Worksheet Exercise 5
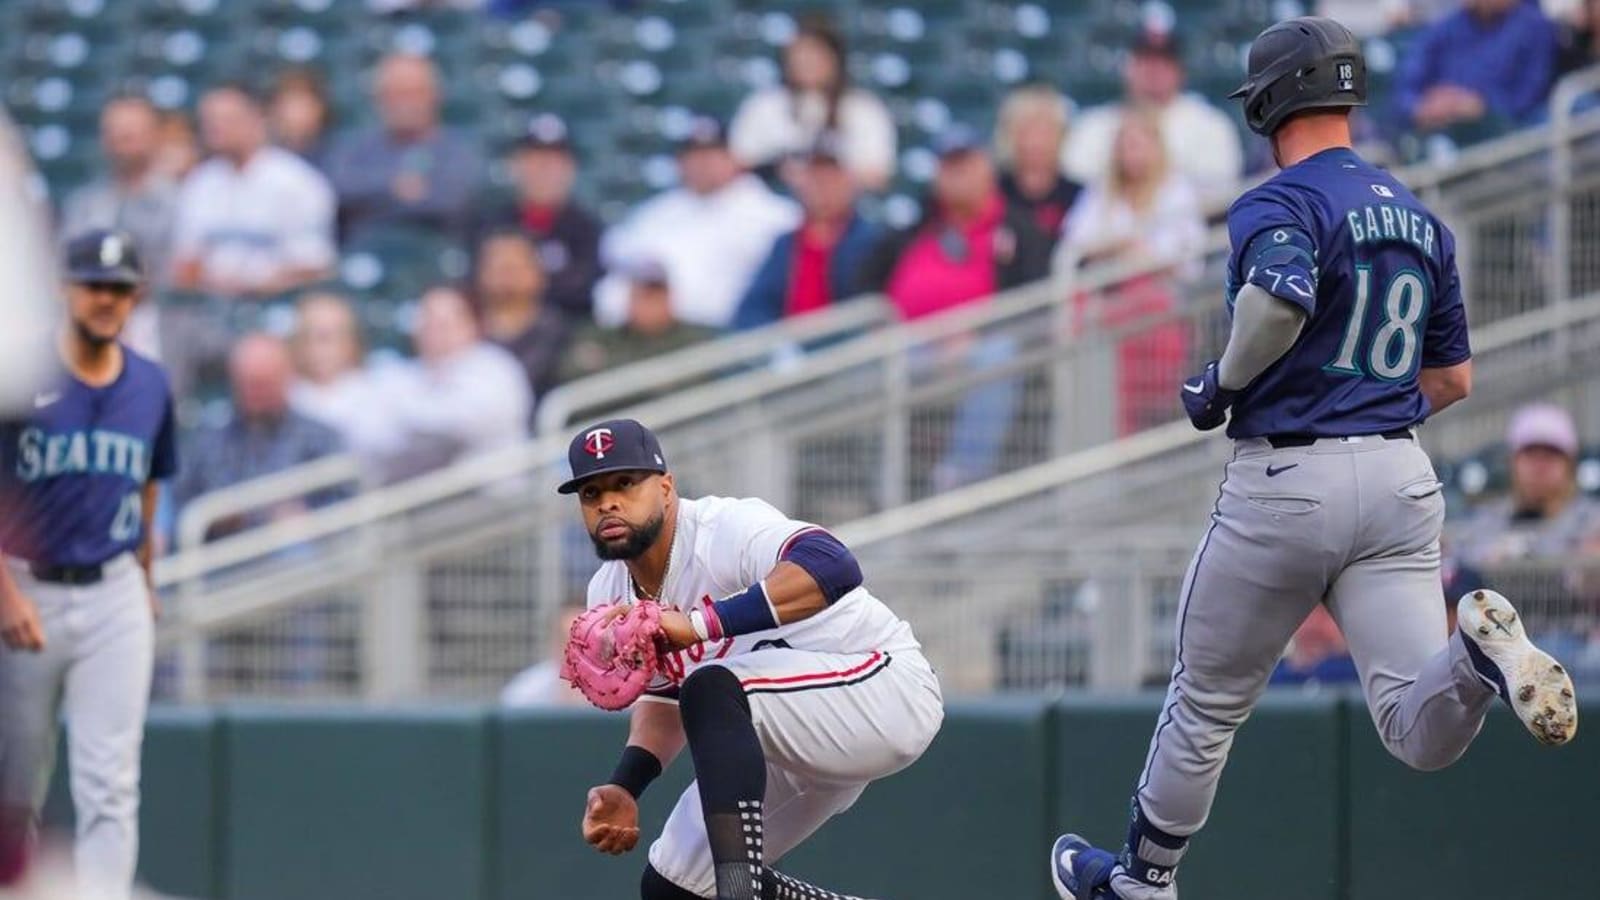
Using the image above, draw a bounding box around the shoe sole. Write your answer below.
[1050,834,1077,899]
[1458,590,1578,746]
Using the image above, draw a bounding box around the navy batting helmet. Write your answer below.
[1229,16,1366,137]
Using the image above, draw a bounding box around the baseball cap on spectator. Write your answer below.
[795,130,848,165]
[1130,29,1182,61]
[932,123,983,158]
[517,113,572,153]
[1508,403,1579,458]
[618,257,671,288]
[64,228,145,286]
[677,115,727,153]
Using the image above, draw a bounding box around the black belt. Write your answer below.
[1266,428,1414,449]
[28,561,105,585]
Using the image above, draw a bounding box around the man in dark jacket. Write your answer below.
[732,135,881,330]
[472,114,603,322]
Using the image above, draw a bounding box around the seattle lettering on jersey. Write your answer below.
[1346,202,1437,258]
[14,427,153,483]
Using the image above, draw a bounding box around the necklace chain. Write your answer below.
[631,534,675,602]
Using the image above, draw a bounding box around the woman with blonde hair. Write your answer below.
[1056,109,1206,435]
[995,83,1083,242]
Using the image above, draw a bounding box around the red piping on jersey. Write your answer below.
[739,651,885,688]
[777,526,828,560]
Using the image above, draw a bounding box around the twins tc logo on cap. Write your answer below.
[584,427,615,459]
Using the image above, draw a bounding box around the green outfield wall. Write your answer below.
[40,694,1596,899]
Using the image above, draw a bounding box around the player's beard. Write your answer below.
[71,316,117,349]
[590,510,666,561]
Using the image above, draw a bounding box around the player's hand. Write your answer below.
[582,784,641,855]
[1180,361,1236,432]
[0,591,46,652]
[656,609,699,651]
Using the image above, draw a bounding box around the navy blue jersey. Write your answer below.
[1223,147,1471,438]
[0,346,177,566]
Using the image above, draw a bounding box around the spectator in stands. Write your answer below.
[268,68,333,167]
[1062,30,1242,208]
[729,16,895,190]
[1269,606,1359,687]
[1442,550,1491,633]
[474,229,570,407]
[994,84,1083,246]
[288,292,401,465]
[1057,109,1205,435]
[1452,403,1600,566]
[500,602,587,707]
[732,134,881,330]
[174,333,345,540]
[861,127,1051,489]
[595,116,798,330]
[376,285,531,480]
[1397,0,1558,136]
[323,53,482,240]
[1558,0,1600,77]
[561,260,715,386]
[153,108,200,182]
[171,84,336,297]
[61,95,177,361]
[471,114,602,322]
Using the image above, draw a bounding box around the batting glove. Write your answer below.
[1180,361,1237,432]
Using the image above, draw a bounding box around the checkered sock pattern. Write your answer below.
[764,868,871,900]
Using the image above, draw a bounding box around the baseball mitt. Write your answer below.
[561,600,664,710]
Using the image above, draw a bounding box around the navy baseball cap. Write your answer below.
[64,228,144,286]
[932,123,984,158]
[558,418,670,494]
[517,112,572,153]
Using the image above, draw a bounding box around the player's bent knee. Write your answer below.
[678,665,749,720]
[1386,739,1467,773]
[641,862,708,900]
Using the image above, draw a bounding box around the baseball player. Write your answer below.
[1050,18,1578,900]
[564,419,944,900]
[0,229,177,898]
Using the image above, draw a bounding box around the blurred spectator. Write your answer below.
[995,84,1083,246]
[62,95,179,292]
[1057,110,1205,435]
[153,109,200,182]
[1062,31,1243,208]
[1318,0,1460,36]
[268,68,333,167]
[171,84,336,296]
[376,285,531,480]
[562,260,715,385]
[323,53,483,240]
[729,17,895,190]
[1269,606,1359,687]
[1451,403,1600,566]
[174,333,345,540]
[595,117,799,329]
[60,95,177,361]
[1442,551,1491,633]
[1397,0,1558,136]
[471,114,602,321]
[733,135,881,330]
[288,292,401,463]
[474,229,571,405]
[861,128,1051,489]
[1558,0,1600,75]
[500,602,587,707]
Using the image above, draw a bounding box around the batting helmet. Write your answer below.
[1229,16,1366,137]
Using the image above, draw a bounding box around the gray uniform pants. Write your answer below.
[1135,435,1495,860]
[0,553,152,900]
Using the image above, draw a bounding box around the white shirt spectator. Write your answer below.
[1054,174,1206,282]
[729,87,897,186]
[290,372,404,464]
[171,146,335,291]
[1062,95,1243,208]
[376,343,531,471]
[594,175,799,329]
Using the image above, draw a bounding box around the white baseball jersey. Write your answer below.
[585,495,921,702]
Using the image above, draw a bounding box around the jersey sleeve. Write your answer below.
[702,498,820,594]
[1227,188,1320,315]
[1422,226,1471,368]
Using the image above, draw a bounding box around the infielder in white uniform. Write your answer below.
[0,229,176,898]
[567,419,944,900]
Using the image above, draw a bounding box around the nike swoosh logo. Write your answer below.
[33,392,59,409]
[1266,464,1299,477]
[1182,382,1205,395]
[1059,848,1078,873]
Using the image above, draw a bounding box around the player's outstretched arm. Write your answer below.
[1419,360,1472,415]
[583,699,685,855]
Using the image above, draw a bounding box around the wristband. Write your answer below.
[709,581,780,638]
[608,745,663,800]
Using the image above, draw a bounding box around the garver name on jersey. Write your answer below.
[14,427,155,483]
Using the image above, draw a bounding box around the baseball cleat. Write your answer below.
[1051,833,1121,900]
[1457,590,1578,746]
